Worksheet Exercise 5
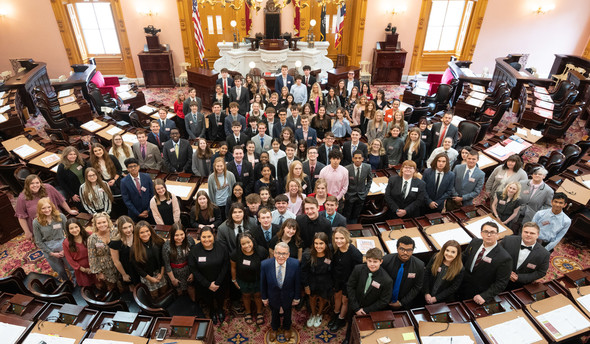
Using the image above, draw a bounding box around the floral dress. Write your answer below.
[88,229,120,284]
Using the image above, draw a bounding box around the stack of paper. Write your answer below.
[41,154,61,165]
[386,237,429,254]
[57,89,73,98]
[118,91,133,100]
[470,84,485,92]
[533,86,548,94]
[13,144,37,158]
[530,129,542,136]
[116,84,130,92]
[533,107,553,119]
[516,127,528,136]
[106,127,123,136]
[469,91,488,100]
[504,140,528,154]
[536,304,590,340]
[136,105,157,114]
[121,133,138,145]
[460,67,476,77]
[81,120,103,132]
[369,181,387,194]
[534,92,553,102]
[535,99,554,110]
[166,184,194,198]
[0,322,27,344]
[421,335,473,344]
[430,227,472,246]
[487,144,510,158]
[484,317,541,344]
[463,216,506,238]
[477,153,495,168]
[355,238,376,254]
[465,97,484,108]
[0,105,11,113]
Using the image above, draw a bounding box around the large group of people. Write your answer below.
[16,66,573,343]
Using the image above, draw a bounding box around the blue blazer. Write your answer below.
[423,168,456,212]
[120,173,154,219]
[158,118,176,142]
[260,257,301,309]
[452,164,485,206]
[275,75,294,93]
[295,127,317,147]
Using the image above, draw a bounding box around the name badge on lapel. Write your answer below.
[542,221,550,226]
[141,187,147,192]
[165,128,170,131]
[499,200,506,205]
[148,154,153,158]
[169,148,175,152]
[371,281,381,289]
[411,187,418,192]
[523,190,530,194]
[482,257,492,263]
[407,273,416,278]
[324,258,331,264]
[437,267,442,273]
[53,224,62,229]
[243,172,249,177]
[526,263,537,269]
[198,256,206,262]
[469,178,475,183]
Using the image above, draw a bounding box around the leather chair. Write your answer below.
[133,283,176,317]
[88,83,117,115]
[422,84,452,113]
[575,140,590,159]
[457,120,481,148]
[480,87,510,114]
[129,111,150,129]
[481,97,511,130]
[543,108,581,142]
[426,73,443,95]
[561,144,582,172]
[538,151,565,178]
[407,106,431,125]
[553,89,579,114]
[549,80,575,102]
[0,268,32,295]
[474,120,492,143]
[403,107,414,124]
[81,286,129,312]
[28,278,75,304]
[569,211,590,240]
[90,70,120,98]
[550,105,583,126]
[523,162,543,177]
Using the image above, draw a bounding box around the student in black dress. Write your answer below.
[188,226,229,325]
[401,127,426,171]
[131,221,167,298]
[268,218,303,261]
[329,227,363,332]
[57,146,87,211]
[302,232,334,328]
[374,89,389,111]
[109,216,139,290]
[90,143,123,195]
[225,183,245,217]
[210,142,233,167]
[417,117,432,154]
[492,182,522,227]
[190,191,223,229]
[424,240,464,304]
[230,232,268,325]
[254,164,280,197]
[150,179,180,226]
[163,223,196,300]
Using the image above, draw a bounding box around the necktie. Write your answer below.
[401,181,408,198]
[216,115,220,124]
[391,263,405,302]
[238,225,243,234]
[162,119,166,127]
[265,230,271,242]
[156,134,160,146]
[352,145,357,156]
[438,125,448,147]
[237,88,241,99]
[141,145,146,159]
[306,76,309,86]
[237,164,242,175]
[327,214,334,224]
[435,172,441,193]
[521,245,533,251]
[310,165,315,177]
[134,177,142,194]
[175,143,179,158]
[260,136,264,147]
[463,170,471,188]
[364,272,373,294]
[224,79,227,94]
[279,215,284,226]
[277,265,283,288]
[473,247,486,270]
[356,166,360,184]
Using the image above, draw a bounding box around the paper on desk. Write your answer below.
[58,89,73,98]
[536,304,590,340]
[117,84,130,92]
[530,129,542,136]
[399,102,411,112]
[533,107,553,119]
[535,99,554,110]
[460,67,476,77]
[504,140,527,154]
[0,321,27,344]
[136,105,157,114]
[0,114,7,123]
[577,293,590,314]
[488,145,510,158]
[355,238,376,254]
[116,121,130,127]
[484,316,542,344]
[61,95,76,104]
[469,91,488,100]
[0,105,11,113]
[421,335,473,344]
[41,154,61,165]
[470,85,485,92]
[477,154,495,168]
[412,87,428,96]
[516,127,527,136]
[430,227,472,246]
[81,120,103,132]
[464,216,506,238]
[106,126,123,136]
[118,91,133,100]
[465,97,484,108]
[369,181,387,194]
[122,133,138,144]
[13,144,37,158]
[451,116,466,127]
[22,333,76,344]
[83,339,134,344]
[534,92,553,103]
[0,91,5,98]
[534,86,548,94]
[166,184,193,198]
[386,237,429,254]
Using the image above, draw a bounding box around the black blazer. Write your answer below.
[303,74,316,94]
[366,154,389,170]
[401,140,426,170]
[276,156,300,186]
[272,121,295,139]
[302,161,325,191]
[381,254,424,309]
[211,93,230,111]
[319,211,347,228]
[207,113,227,142]
[215,77,234,93]
[147,132,163,150]
[423,168,456,213]
[384,176,426,218]
[429,122,459,153]
[162,139,193,173]
[460,239,512,301]
[227,160,254,195]
[499,235,550,288]
[226,133,249,153]
[317,144,341,166]
[342,141,368,166]
[56,162,87,200]
[251,224,280,251]
[347,265,393,314]
[228,86,250,115]
[423,256,464,303]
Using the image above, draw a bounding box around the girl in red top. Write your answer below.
[174,90,186,119]
[306,178,333,212]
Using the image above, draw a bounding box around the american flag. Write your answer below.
[334,4,346,48]
[192,0,205,64]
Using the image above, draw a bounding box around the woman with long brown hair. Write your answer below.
[109,216,139,290]
[89,143,123,195]
[401,127,426,170]
[56,146,86,207]
[424,240,464,304]
[268,218,303,261]
[79,167,114,214]
[131,221,167,297]
[190,190,223,229]
[302,232,333,328]
[150,179,180,226]
[163,223,196,299]
[63,218,95,287]
[192,137,213,177]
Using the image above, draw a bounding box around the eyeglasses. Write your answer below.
[398,247,414,253]
[275,252,289,256]
[481,230,498,236]
[127,164,139,169]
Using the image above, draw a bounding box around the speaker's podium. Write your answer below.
[351,310,416,344]
[259,39,288,51]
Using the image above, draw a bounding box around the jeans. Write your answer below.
[44,252,74,282]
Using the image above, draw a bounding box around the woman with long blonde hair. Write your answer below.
[401,127,426,170]
[308,82,324,113]
[285,160,310,195]
[424,240,464,304]
[88,212,119,290]
[284,180,305,215]
[207,157,236,218]
[492,182,522,226]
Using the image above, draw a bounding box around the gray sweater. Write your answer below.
[33,213,67,255]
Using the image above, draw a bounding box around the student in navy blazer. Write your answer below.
[294,116,317,147]
[261,242,301,339]
[423,153,456,213]
[120,158,154,223]
[274,66,294,94]
[156,108,176,142]
[451,149,485,207]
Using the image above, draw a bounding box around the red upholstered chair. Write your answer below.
[90,70,120,97]
[441,68,454,85]
[426,73,443,95]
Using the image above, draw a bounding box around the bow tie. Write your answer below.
[520,245,533,251]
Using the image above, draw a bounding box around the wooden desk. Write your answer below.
[96,125,125,141]
[525,293,590,342]
[413,213,456,230]
[373,219,418,235]
[2,135,45,160]
[38,303,98,331]
[80,119,109,133]
[449,205,491,223]
[418,321,483,344]
[90,311,154,338]
[352,236,383,256]
[165,180,198,201]
[149,317,214,344]
[510,281,564,308]
[380,227,434,261]
[155,224,173,239]
[187,68,219,111]
[29,320,88,343]
[475,309,547,344]
[401,89,422,107]
[0,293,47,321]
[0,313,34,344]
[411,302,472,324]
[89,328,149,344]
[556,178,590,207]
[372,44,407,85]
[461,214,513,240]
[327,66,360,88]
[422,222,473,250]
[28,152,61,170]
[462,292,520,319]
[351,311,414,344]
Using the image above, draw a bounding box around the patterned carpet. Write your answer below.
[1,85,589,343]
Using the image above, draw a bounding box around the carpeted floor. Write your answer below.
[1,85,588,343]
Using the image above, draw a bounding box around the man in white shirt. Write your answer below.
[271,194,296,226]
[274,65,294,93]
[346,70,360,96]
[426,137,459,167]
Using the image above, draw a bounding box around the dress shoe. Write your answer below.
[269,329,277,342]
[328,313,339,328]
[283,329,292,341]
[217,310,225,323]
[211,312,218,325]
[329,318,345,332]
[341,339,349,344]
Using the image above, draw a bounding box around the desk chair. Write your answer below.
[81,286,129,312]
[178,62,191,87]
[561,144,582,172]
[538,151,565,178]
[0,268,32,295]
[457,120,481,148]
[28,278,76,304]
[133,283,176,317]
[549,80,575,102]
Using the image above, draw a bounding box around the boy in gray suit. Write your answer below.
[452,148,485,206]
[185,101,206,139]
[343,150,373,223]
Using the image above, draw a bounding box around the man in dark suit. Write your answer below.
[460,222,512,304]
[147,121,163,150]
[384,160,426,218]
[226,121,248,153]
[227,146,254,194]
[272,108,295,139]
[229,76,250,115]
[452,148,485,206]
[294,115,317,147]
[156,107,176,142]
[303,146,325,191]
[345,70,360,96]
[343,150,373,224]
[381,236,425,310]
[251,208,280,251]
[207,102,227,142]
[286,106,302,131]
[423,153,456,213]
[183,88,202,117]
[274,65,294,94]
[132,130,162,170]
[342,129,368,166]
[162,129,193,173]
[277,143,300,187]
[224,102,248,136]
[215,68,234,96]
[297,197,332,249]
[320,196,347,227]
[429,112,459,154]
[261,242,301,342]
[499,222,550,290]
[121,158,154,222]
[318,132,341,166]
[302,65,316,95]
[184,102,206,140]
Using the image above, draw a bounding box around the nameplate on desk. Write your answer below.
[8,294,34,315]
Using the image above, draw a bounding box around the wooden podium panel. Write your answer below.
[38,303,98,331]
[30,320,88,343]
[475,309,547,344]
[91,311,154,338]
[510,281,564,308]
[0,293,47,321]
[462,292,521,319]
[410,302,471,324]
[150,317,214,344]
[187,68,219,111]
[351,311,414,344]
[327,66,360,88]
